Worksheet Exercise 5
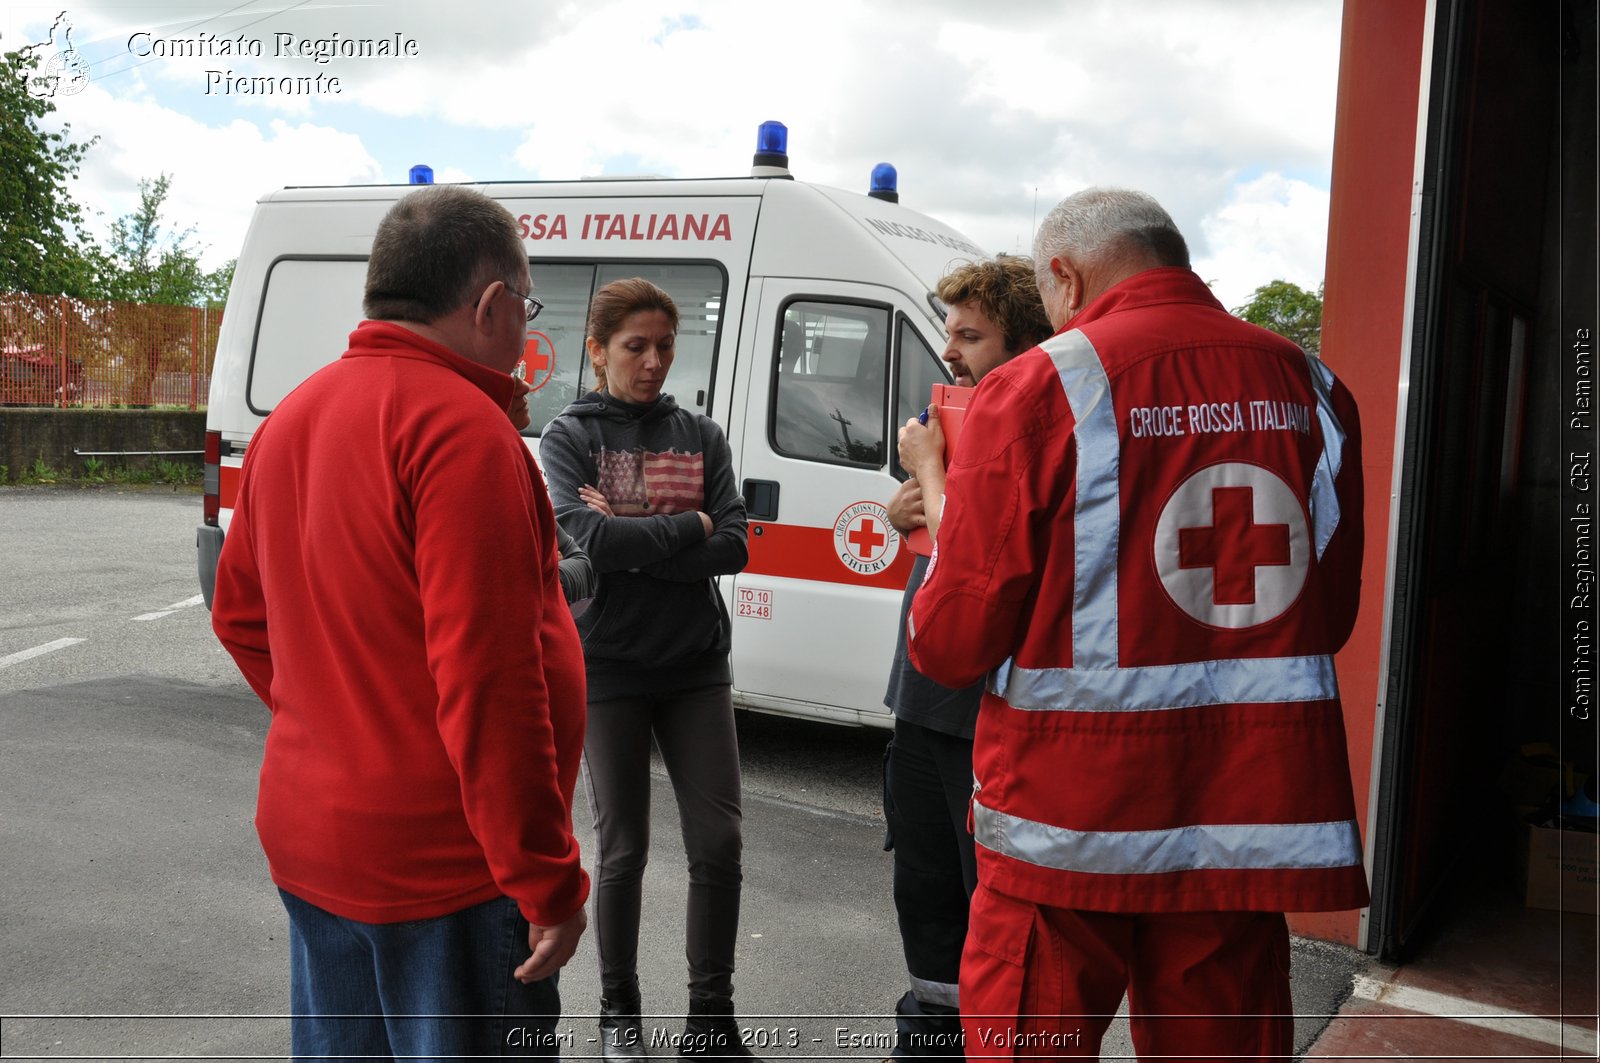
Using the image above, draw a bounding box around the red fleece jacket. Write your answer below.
[212,320,589,927]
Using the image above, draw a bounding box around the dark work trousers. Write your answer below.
[884,716,978,1058]
[581,683,744,1008]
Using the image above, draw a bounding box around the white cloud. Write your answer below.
[52,81,382,268]
[1193,172,1331,312]
[16,0,1344,299]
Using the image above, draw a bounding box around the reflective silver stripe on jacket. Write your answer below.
[990,653,1339,712]
[974,800,1364,873]
[1305,352,1346,560]
[1047,330,1121,669]
[908,975,959,1009]
[993,331,1341,713]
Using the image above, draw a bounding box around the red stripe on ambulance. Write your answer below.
[744,521,914,590]
[220,463,241,511]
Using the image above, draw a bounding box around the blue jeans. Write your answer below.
[279,889,564,1061]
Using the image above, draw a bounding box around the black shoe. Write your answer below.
[678,999,763,1061]
[600,996,648,1063]
[891,990,965,1057]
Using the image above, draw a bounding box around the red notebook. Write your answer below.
[906,383,973,557]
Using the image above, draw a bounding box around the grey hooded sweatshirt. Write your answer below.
[539,390,748,702]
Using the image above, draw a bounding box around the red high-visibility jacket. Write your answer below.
[909,268,1368,913]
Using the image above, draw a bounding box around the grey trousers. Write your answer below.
[581,683,744,1006]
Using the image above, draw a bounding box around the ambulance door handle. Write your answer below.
[743,479,780,522]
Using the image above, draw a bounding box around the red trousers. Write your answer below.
[959,884,1294,1061]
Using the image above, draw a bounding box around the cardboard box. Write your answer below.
[1520,819,1600,915]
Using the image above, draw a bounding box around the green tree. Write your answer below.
[1233,279,1324,354]
[206,258,235,308]
[102,174,225,306]
[0,38,100,295]
[100,175,235,403]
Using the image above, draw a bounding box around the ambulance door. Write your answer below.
[730,282,946,723]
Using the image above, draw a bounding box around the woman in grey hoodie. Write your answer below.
[539,278,755,1061]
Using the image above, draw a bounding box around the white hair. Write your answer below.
[1032,187,1190,295]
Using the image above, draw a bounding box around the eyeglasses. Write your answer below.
[505,285,544,323]
[482,282,543,322]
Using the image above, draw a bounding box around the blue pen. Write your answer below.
[918,405,930,425]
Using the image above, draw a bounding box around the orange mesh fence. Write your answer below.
[0,292,220,409]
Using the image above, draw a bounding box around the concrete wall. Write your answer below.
[0,409,205,481]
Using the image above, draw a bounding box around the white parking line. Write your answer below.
[1350,974,1599,1053]
[0,638,87,669]
[132,594,206,622]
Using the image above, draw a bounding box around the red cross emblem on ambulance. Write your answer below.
[1152,463,1310,629]
[833,500,900,576]
[518,330,556,391]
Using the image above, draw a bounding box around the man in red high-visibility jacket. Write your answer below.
[907,187,1366,1061]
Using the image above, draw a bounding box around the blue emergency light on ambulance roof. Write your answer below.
[868,162,899,203]
[409,164,434,185]
[750,120,792,178]
[757,121,787,155]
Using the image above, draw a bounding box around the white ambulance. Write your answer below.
[197,122,984,728]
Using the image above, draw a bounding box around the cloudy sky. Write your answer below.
[9,0,1343,311]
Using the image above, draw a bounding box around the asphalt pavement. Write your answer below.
[0,486,1365,1060]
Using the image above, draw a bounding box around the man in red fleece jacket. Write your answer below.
[212,185,589,1060]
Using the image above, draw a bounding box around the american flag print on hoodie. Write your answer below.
[594,447,705,516]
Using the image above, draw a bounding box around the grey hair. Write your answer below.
[1032,187,1190,294]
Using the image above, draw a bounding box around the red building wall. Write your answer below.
[1290,0,1429,947]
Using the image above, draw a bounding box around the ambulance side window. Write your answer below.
[893,320,951,479]
[249,257,369,414]
[524,264,598,435]
[596,263,723,420]
[772,301,890,468]
[525,262,726,435]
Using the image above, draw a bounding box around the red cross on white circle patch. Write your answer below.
[1153,463,1310,629]
[833,500,900,576]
